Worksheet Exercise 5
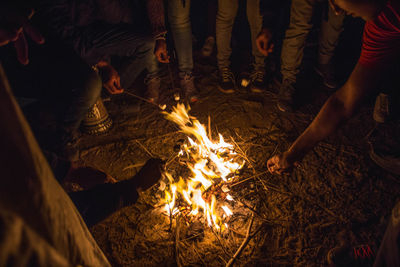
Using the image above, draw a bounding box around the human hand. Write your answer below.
[267,151,299,174]
[133,158,165,191]
[329,0,344,16]
[256,28,274,57]
[97,61,124,94]
[0,7,45,65]
[65,165,117,190]
[154,39,169,63]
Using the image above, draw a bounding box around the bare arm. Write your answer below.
[268,62,383,173]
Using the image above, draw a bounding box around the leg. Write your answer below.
[201,0,217,57]
[168,0,193,74]
[1,40,102,139]
[62,67,102,133]
[373,201,400,267]
[216,0,239,70]
[246,0,265,71]
[78,22,157,89]
[168,0,199,103]
[318,4,345,65]
[280,0,316,83]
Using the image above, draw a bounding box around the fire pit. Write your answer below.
[159,104,245,231]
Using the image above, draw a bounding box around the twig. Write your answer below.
[230,170,270,187]
[256,176,269,194]
[193,246,207,266]
[226,214,263,267]
[208,115,212,140]
[230,137,256,174]
[210,226,231,257]
[168,202,173,233]
[135,140,155,158]
[166,154,179,167]
[175,217,182,267]
[122,162,145,172]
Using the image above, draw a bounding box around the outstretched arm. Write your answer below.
[268,62,383,174]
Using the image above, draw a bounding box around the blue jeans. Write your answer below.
[216,0,264,71]
[280,0,345,82]
[168,0,194,74]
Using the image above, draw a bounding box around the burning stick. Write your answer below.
[208,115,211,140]
[225,214,263,267]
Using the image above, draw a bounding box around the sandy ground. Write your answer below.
[71,51,400,266]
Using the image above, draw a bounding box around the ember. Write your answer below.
[160,104,245,230]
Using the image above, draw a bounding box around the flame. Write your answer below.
[161,104,245,229]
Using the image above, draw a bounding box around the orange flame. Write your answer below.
[162,104,244,229]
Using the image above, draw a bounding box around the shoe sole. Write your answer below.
[218,85,235,94]
[369,149,400,175]
[250,87,264,94]
[314,67,337,89]
[277,102,292,113]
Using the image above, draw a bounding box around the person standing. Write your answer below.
[277,0,345,112]
[168,0,199,103]
[216,0,267,94]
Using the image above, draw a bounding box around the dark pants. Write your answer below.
[39,0,159,89]
[76,22,159,89]
[0,39,102,137]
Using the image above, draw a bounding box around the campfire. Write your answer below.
[160,104,245,230]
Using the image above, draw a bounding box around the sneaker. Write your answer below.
[369,144,400,175]
[180,72,199,103]
[315,63,338,89]
[373,93,390,123]
[201,36,215,57]
[327,244,375,267]
[277,79,295,112]
[249,69,266,93]
[218,68,236,94]
[145,76,161,104]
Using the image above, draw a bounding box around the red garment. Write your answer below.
[359,0,400,67]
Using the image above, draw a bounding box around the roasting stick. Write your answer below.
[123,90,167,110]
[226,214,263,267]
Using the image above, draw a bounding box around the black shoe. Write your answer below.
[277,79,295,112]
[218,68,236,94]
[327,244,375,267]
[249,69,266,93]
